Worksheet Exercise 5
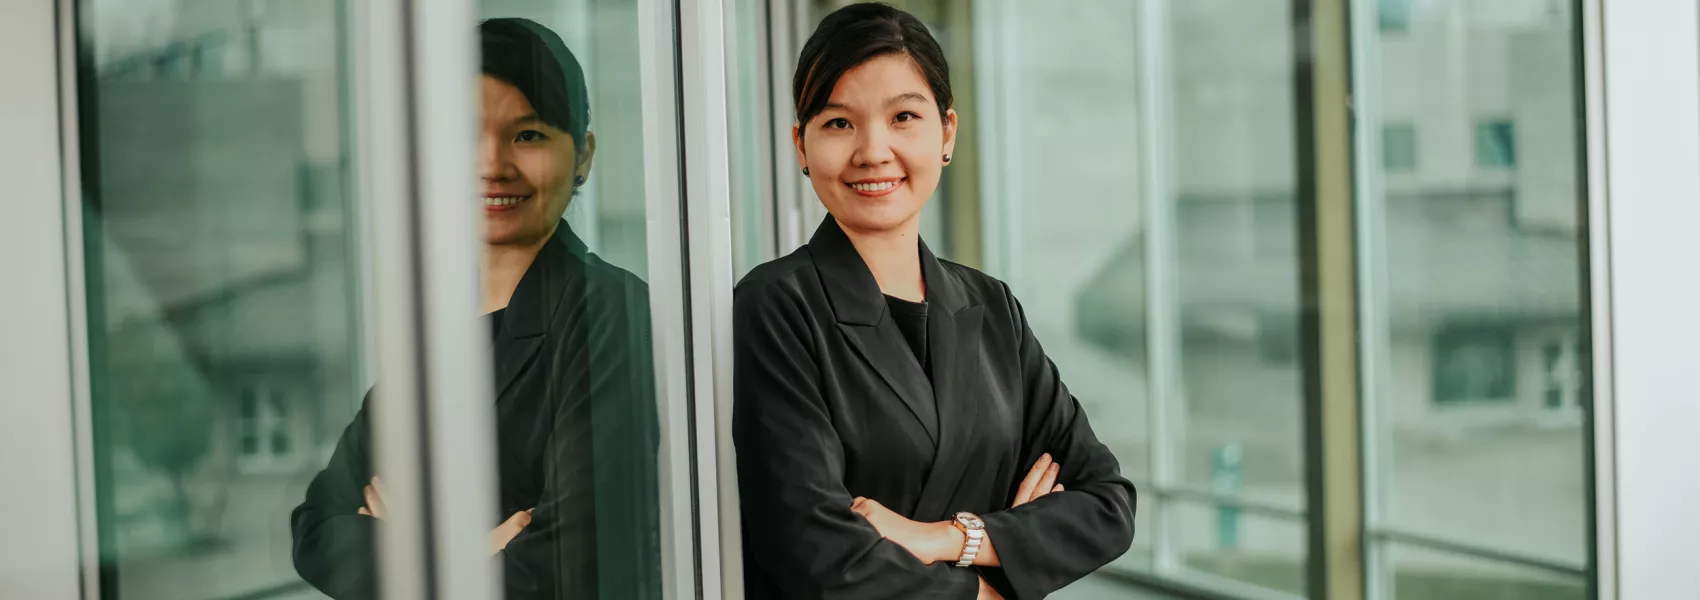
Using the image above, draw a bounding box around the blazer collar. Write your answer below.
[497,220,590,339]
[491,220,589,399]
[805,215,969,323]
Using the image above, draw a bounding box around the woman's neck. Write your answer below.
[838,216,925,302]
[481,235,550,314]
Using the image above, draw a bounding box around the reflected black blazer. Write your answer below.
[290,224,661,600]
[734,217,1137,600]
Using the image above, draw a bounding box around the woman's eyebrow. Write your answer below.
[819,92,928,113]
[510,113,545,127]
[886,92,929,106]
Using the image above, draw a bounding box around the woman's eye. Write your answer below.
[515,130,549,143]
[895,111,920,123]
[824,118,851,130]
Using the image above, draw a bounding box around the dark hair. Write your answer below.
[793,3,952,136]
[479,18,590,151]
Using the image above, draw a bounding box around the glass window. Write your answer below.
[727,0,776,279]
[1380,0,1413,33]
[1430,325,1518,405]
[883,0,1308,594]
[72,0,687,598]
[1358,0,1590,597]
[76,1,367,598]
[1476,119,1518,168]
[1384,122,1418,172]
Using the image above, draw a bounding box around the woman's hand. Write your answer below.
[977,576,1007,600]
[358,476,390,519]
[1011,453,1064,507]
[356,476,534,556]
[851,454,1066,568]
[488,509,533,555]
[851,497,962,565]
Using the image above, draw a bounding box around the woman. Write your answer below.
[733,4,1136,599]
[291,18,660,600]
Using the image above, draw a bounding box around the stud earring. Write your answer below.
[573,175,586,187]
[802,167,810,176]
[943,154,952,164]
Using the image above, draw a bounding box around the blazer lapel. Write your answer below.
[807,217,940,446]
[838,323,939,446]
[491,223,586,401]
[913,241,984,521]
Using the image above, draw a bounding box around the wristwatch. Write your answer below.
[951,512,985,567]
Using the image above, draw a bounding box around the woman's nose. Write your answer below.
[853,125,896,166]
[479,135,516,181]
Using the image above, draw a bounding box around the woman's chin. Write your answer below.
[484,223,544,247]
[831,203,923,234]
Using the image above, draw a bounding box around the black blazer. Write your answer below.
[290,224,662,600]
[733,217,1137,600]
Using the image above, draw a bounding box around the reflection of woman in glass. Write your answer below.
[291,18,659,600]
[733,4,1135,599]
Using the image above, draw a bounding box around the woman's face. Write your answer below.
[479,75,595,247]
[794,53,956,236]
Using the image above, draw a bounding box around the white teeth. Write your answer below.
[484,196,526,206]
[850,181,898,192]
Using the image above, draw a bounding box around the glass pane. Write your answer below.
[465,1,673,596]
[1162,0,1306,516]
[77,1,363,598]
[914,0,1307,593]
[1172,501,1307,597]
[1388,543,1586,600]
[1359,0,1591,584]
[728,0,773,279]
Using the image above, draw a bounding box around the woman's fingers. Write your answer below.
[489,510,534,555]
[363,482,389,520]
[1053,484,1064,493]
[1031,462,1059,501]
[358,506,371,516]
[1011,453,1054,507]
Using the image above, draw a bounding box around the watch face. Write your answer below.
[955,512,984,529]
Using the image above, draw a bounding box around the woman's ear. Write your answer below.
[942,108,958,160]
[575,131,597,180]
[792,122,807,172]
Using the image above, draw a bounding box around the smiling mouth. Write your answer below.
[846,178,904,196]
[485,195,529,207]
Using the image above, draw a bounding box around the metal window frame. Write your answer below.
[630,0,709,596]
[357,0,504,596]
[677,0,740,596]
[0,2,84,599]
[1291,1,1366,599]
[1595,0,1700,597]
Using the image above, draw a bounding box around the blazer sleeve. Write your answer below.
[978,285,1137,599]
[733,282,980,600]
[290,394,378,600]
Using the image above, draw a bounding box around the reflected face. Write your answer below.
[479,75,595,247]
[794,54,956,236]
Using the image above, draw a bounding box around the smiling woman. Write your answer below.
[733,3,1137,600]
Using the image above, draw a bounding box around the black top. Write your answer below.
[489,307,508,340]
[291,223,662,600]
[732,216,1137,600]
[884,294,930,373]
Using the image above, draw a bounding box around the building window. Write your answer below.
[1382,122,1418,172]
[1431,325,1517,405]
[1537,335,1585,425]
[1380,0,1413,32]
[237,384,292,469]
[1476,119,1517,168]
